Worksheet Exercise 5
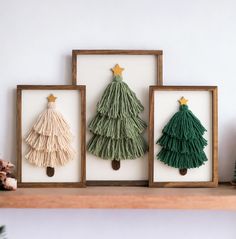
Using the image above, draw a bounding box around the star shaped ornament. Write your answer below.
[178,97,188,105]
[47,94,57,102]
[111,64,124,76]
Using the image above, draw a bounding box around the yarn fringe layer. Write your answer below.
[157,149,207,169]
[25,148,75,167]
[97,76,144,118]
[88,113,147,139]
[87,134,148,160]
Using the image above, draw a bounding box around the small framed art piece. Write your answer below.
[149,86,218,187]
[72,50,163,186]
[17,85,86,187]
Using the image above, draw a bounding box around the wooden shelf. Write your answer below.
[0,184,235,209]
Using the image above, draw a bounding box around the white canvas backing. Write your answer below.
[153,90,213,182]
[77,55,157,180]
[21,90,81,183]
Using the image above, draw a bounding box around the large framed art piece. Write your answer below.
[72,50,163,186]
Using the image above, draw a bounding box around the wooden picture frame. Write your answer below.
[72,50,163,85]
[72,50,163,186]
[17,85,86,188]
[149,86,218,188]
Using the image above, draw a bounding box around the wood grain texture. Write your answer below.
[0,184,235,209]
[16,88,22,183]
[80,86,86,186]
[212,87,218,186]
[16,85,86,188]
[149,86,218,188]
[72,52,77,85]
[72,49,163,55]
[157,54,163,85]
[86,180,148,187]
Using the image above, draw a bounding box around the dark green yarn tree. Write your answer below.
[87,64,148,170]
[156,97,208,175]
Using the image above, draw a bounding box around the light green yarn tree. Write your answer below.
[156,97,208,175]
[87,64,148,170]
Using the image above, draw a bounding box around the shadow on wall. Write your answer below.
[219,120,236,181]
[62,54,72,85]
[2,87,17,166]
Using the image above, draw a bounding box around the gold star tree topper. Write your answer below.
[111,64,124,76]
[47,94,57,102]
[178,97,188,105]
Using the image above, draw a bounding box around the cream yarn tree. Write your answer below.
[25,94,75,177]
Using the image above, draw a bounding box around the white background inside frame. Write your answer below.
[153,90,213,182]
[77,55,157,181]
[21,90,81,183]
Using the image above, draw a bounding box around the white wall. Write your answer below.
[1,209,236,239]
[0,0,236,238]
